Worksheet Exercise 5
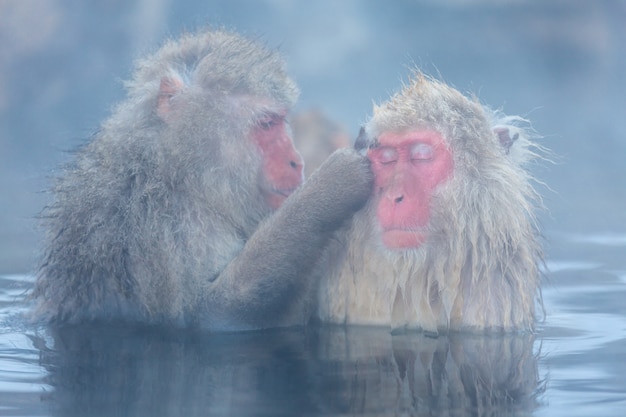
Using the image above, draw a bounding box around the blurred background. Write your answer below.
[1,0,625,274]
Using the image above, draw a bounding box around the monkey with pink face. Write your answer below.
[317,73,544,334]
[32,28,542,334]
[31,30,372,330]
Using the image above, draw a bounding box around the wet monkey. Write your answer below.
[32,30,372,330]
[317,73,544,334]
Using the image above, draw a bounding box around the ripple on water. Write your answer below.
[538,242,626,417]
[2,239,626,417]
[0,275,51,416]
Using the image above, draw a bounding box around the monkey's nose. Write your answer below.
[290,158,304,174]
[394,195,404,204]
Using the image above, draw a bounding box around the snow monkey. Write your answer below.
[317,73,544,334]
[31,30,372,330]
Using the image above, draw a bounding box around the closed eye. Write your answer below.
[410,143,434,161]
[374,147,398,165]
[257,114,283,130]
[259,119,276,130]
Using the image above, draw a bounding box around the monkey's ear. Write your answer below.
[157,75,185,122]
[494,127,519,155]
[354,127,368,152]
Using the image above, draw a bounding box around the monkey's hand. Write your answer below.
[293,148,373,231]
[208,148,371,329]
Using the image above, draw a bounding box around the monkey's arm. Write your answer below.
[204,148,372,330]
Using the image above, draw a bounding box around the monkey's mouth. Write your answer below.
[262,187,298,209]
[270,187,297,197]
[381,228,427,249]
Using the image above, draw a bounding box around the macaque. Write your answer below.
[31,30,372,330]
[291,109,351,177]
[317,73,543,334]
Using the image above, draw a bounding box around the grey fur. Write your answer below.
[31,30,372,330]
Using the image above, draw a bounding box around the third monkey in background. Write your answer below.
[317,73,545,334]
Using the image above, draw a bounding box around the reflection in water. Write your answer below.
[312,327,541,416]
[35,324,542,416]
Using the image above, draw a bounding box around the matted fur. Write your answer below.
[317,74,544,333]
[31,30,299,325]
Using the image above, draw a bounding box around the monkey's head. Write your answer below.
[121,30,304,210]
[359,73,536,252]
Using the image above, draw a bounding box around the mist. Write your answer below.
[1,0,625,273]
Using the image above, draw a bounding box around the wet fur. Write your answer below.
[317,74,544,334]
[31,30,372,329]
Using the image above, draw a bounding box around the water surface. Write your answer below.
[1,232,625,416]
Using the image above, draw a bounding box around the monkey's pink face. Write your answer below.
[252,113,304,209]
[368,130,453,249]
